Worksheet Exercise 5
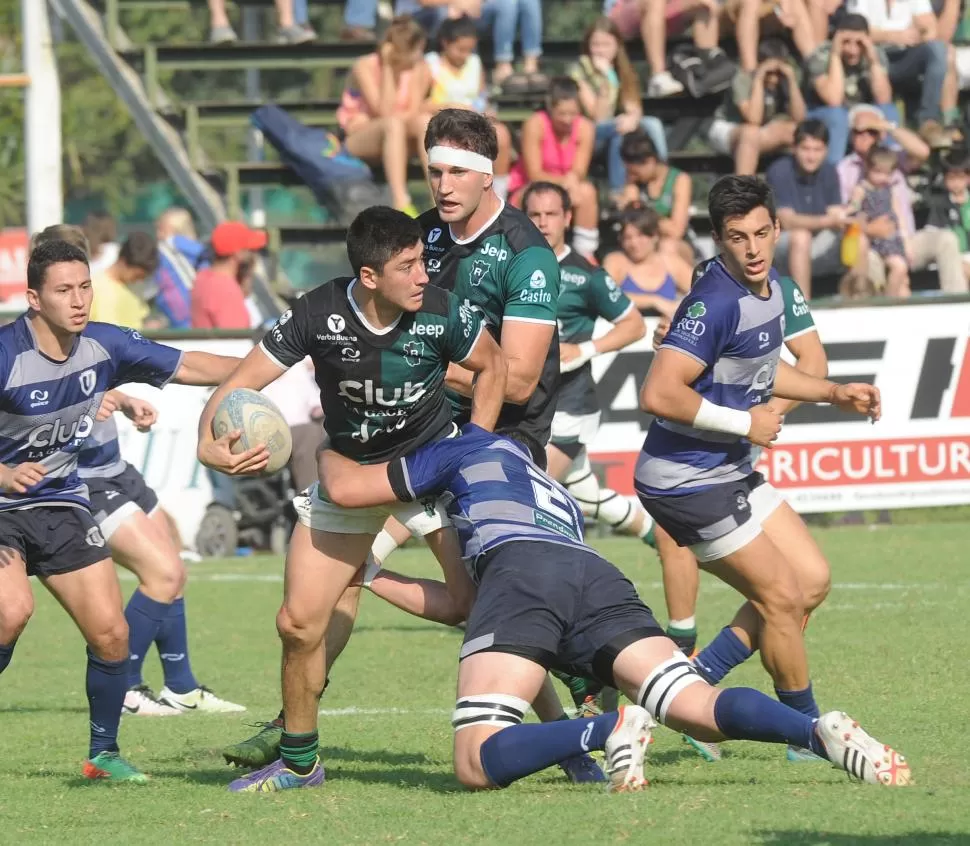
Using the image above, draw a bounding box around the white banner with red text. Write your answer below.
[588,302,970,513]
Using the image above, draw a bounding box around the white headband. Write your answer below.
[428,145,493,175]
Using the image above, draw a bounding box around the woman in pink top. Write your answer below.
[509,77,599,256]
[337,16,432,216]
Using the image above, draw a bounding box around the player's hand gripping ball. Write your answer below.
[212,388,293,475]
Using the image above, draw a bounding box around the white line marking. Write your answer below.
[319,707,451,717]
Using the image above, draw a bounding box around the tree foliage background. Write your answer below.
[0,0,597,228]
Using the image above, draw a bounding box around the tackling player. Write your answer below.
[317,424,911,791]
[636,176,878,750]
[0,240,244,782]
[197,207,507,792]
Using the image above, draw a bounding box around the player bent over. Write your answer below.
[319,425,911,790]
[198,207,507,792]
[0,240,244,782]
[637,176,876,759]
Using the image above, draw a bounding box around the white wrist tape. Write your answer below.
[692,398,752,437]
[360,553,383,589]
[560,341,597,374]
[428,145,494,174]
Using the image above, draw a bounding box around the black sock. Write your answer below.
[280,730,319,775]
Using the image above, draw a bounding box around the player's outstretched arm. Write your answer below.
[773,360,881,421]
[172,352,241,386]
[97,389,158,432]
[317,446,397,509]
[460,329,507,431]
[196,346,285,475]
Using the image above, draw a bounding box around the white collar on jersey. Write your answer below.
[449,198,505,246]
[346,278,402,336]
[555,245,571,263]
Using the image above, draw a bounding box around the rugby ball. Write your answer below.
[212,388,293,475]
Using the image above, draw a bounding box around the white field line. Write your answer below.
[318,707,451,716]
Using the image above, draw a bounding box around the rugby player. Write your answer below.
[317,424,912,791]
[0,239,245,782]
[636,175,877,752]
[32,224,244,716]
[197,207,507,792]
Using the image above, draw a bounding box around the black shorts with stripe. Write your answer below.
[0,505,108,578]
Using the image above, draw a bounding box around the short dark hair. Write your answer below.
[619,129,659,165]
[522,181,571,214]
[30,224,90,255]
[27,240,89,290]
[708,175,777,237]
[758,38,791,63]
[346,206,424,276]
[119,231,159,273]
[941,147,970,173]
[835,13,870,34]
[795,118,830,146]
[425,109,498,161]
[438,14,478,44]
[546,76,580,110]
[619,206,660,238]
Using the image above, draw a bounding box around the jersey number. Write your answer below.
[526,465,575,527]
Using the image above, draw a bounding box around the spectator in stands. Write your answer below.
[845,0,956,147]
[207,0,314,44]
[191,221,266,329]
[90,232,158,330]
[803,14,895,162]
[839,108,967,294]
[606,0,725,97]
[707,39,805,176]
[602,207,690,318]
[568,17,669,203]
[83,211,120,277]
[729,0,819,72]
[153,208,202,330]
[766,119,846,299]
[508,77,600,257]
[342,0,379,41]
[809,0,849,42]
[926,148,970,285]
[849,146,912,297]
[616,129,694,263]
[424,16,514,199]
[337,17,433,217]
[395,0,546,92]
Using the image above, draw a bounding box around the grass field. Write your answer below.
[3,524,969,845]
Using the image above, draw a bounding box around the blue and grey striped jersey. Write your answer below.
[77,417,127,479]
[0,315,183,510]
[388,424,591,579]
[635,259,785,497]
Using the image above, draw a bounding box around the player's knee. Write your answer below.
[761,578,805,623]
[453,747,492,790]
[802,567,831,610]
[146,557,186,602]
[0,593,34,643]
[276,604,324,651]
[88,615,130,662]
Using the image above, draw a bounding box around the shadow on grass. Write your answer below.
[755,832,970,846]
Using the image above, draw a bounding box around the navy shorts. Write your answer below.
[460,540,664,688]
[0,505,108,578]
[637,471,767,548]
[87,464,159,541]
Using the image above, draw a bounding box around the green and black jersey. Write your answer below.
[259,277,484,463]
[778,275,815,341]
[556,248,636,417]
[419,201,561,446]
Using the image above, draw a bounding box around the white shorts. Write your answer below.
[294,482,451,536]
[550,410,601,447]
[689,481,784,563]
[707,118,739,155]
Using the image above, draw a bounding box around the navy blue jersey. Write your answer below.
[0,315,182,510]
[77,417,126,479]
[635,259,785,497]
[388,424,591,578]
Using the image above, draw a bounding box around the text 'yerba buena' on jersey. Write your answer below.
[258,277,484,464]
[418,203,561,444]
[0,316,183,510]
[636,259,785,496]
[388,424,592,580]
[556,247,636,418]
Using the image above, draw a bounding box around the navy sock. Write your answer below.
[479,713,616,788]
[124,589,171,688]
[86,648,128,758]
[693,626,754,685]
[775,683,820,719]
[713,687,827,758]
[154,597,199,694]
[0,640,16,674]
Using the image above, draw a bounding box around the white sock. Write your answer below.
[637,508,655,539]
[370,528,400,563]
[668,616,696,633]
[492,174,509,201]
[572,226,599,256]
